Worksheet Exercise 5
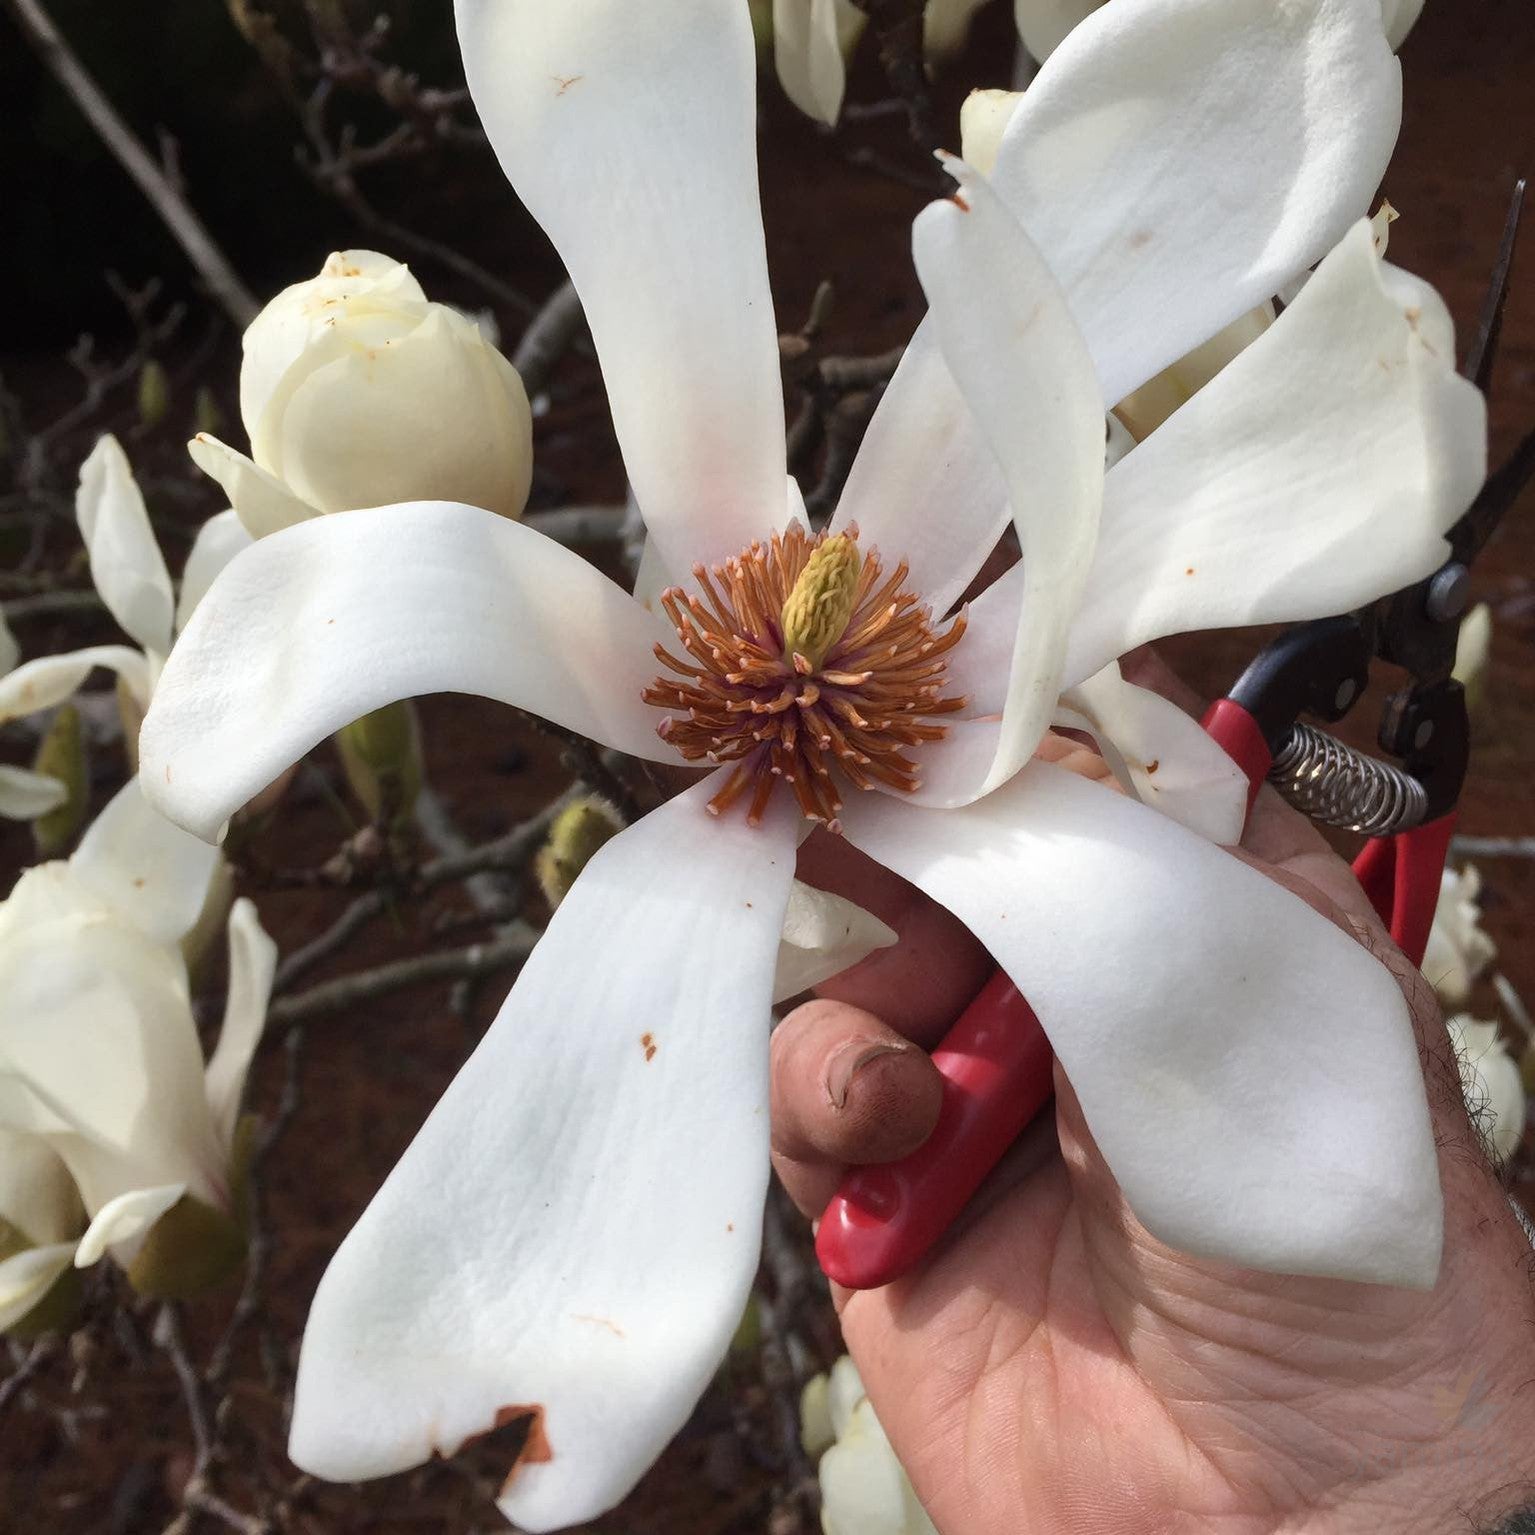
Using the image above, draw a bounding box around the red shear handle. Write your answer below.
[1352,814,1458,968]
[815,973,1053,1290]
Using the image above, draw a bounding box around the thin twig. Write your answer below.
[523,505,628,546]
[265,922,539,1028]
[2,589,107,622]
[0,1338,55,1418]
[1450,836,1535,859]
[3,0,258,326]
[511,280,587,398]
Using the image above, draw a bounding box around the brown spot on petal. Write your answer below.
[951,191,970,212]
[572,1314,625,1338]
[1184,567,1195,576]
[496,1406,553,1496]
[1144,759,1159,776]
[1128,229,1154,250]
[641,1032,657,1062]
[553,74,583,95]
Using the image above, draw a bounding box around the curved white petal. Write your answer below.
[0,609,17,674]
[289,776,797,1529]
[773,881,897,1003]
[455,0,786,574]
[76,436,174,658]
[1013,0,1103,60]
[0,1243,78,1332]
[841,762,1442,1287]
[912,159,1103,799]
[773,0,865,124]
[73,1182,185,1267]
[188,434,318,539]
[1059,220,1485,684]
[141,503,676,843]
[176,510,254,633]
[1381,0,1424,49]
[0,645,152,723]
[994,0,1401,404]
[831,322,1010,621]
[204,899,277,1150]
[1057,664,1248,844]
[0,766,67,821]
[958,219,1486,696]
[71,778,221,945]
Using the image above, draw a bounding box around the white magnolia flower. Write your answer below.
[1453,600,1491,715]
[804,1357,937,1535]
[1423,864,1497,1010]
[0,435,252,744]
[0,780,277,1297]
[773,0,995,124]
[140,0,1482,1526]
[189,251,535,538]
[1446,1015,1525,1163]
[1015,0,1423,61]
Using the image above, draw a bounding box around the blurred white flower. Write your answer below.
[1446,1015,1525,1162]
[0,435,251,745]
[1423,865,1497,1010]
[773,0,993,125]
[802,1356,938,1535]
[1453,600,1491,716]
[190,251,534,537]
[0,779,276,1300]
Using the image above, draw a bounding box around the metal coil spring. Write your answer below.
[1268,722,1429,837]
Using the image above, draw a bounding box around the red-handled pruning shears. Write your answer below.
[817,181,1531,1294]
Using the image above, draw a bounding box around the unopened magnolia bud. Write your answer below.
[535,796,624,911]
[30,705,88,858]
[193,384,223,438]
[137,360,170,429]
[126,1194,246,1301]
[959,89,1023,178]
[334,699,424,832]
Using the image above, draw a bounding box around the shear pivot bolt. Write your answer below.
[1426,563,1470,623]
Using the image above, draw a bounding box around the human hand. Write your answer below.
[775,654,1535,1535]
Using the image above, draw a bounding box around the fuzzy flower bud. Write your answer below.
[29,704,88,859]
[536,796,626,911]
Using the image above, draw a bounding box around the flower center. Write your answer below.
[643,525,968,828]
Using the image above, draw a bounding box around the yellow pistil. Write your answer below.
[779,533,861,671]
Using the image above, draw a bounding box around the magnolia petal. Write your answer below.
[1057,664,1247,844]
[0,608,17,674]
[141,504,676,843]
[1381,0,1424,49]
[0,646,152,724]
[1012,0,1103,60]
[0,1243,78,1332]
[0,1129,81,1247]
[773,0,866,125]
[289,776,796,1529]
[773,881,897,1003]
[959,219,1487,696]
[188,434,319,539]
[76,435,174,658]
[204,899,277,1151]
[455,0,786,574]
[993,0,1401,405]
[923,0,991,57]
[176,510,254,633]
[0,766,67,821]
[912,159,1103,799]
[71,778,222,945]
[841,762,1442,1287]
[73,1182,186,1268]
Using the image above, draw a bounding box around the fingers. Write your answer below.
[797,830,993,1045]
[770,998,945,1218]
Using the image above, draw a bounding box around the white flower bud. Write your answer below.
[194,251,534,536]
[959,89,1023,179]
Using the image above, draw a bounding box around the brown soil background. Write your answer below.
[2,1,1534,1531]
